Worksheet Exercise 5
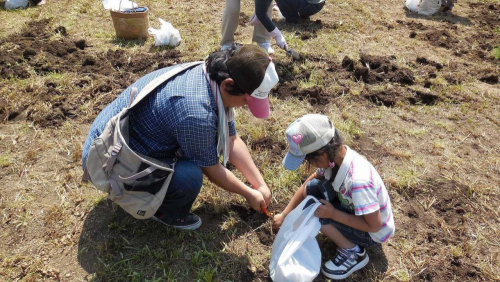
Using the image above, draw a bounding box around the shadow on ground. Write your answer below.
[404,9,473,25]
[77,200,259,281]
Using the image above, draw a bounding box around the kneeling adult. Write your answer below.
[82,44,278,230]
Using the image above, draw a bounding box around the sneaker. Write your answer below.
[221,44,232,51]
[152,212,202,231]
[257,42,274,55]
[321,247,369,280]
[440,5,451,12]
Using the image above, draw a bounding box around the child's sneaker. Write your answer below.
[152,212,202,231]
[321,247,369,280]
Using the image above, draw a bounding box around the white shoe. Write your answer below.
[258,42,274,55]
[221,43,233,51]
[322,247,369,280]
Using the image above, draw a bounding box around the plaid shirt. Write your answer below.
[82,64,236,169]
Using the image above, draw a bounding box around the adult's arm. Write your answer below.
[255,0,276,32]
[227,135,271,205]
[201,164,266,211]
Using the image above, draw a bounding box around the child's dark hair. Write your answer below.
[305,128,345,165]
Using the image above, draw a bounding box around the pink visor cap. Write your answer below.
[245,62,279,119]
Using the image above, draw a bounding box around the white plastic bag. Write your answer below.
[270,196,322,282]
[148,18,182,47]
[418,0,441,15]
[4,0,28,10]
[405,0,420,12]
[102,0,138,11]
[405,0,441,15]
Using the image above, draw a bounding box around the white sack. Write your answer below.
[405,0,420,12]
[405,0,441,15]
[103,0,138,11]
[270,196,322,282]
[418,0,441,15]
[148,18,182,47]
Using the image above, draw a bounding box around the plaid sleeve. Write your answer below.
[228,120,237,136]
[174,116,219,167]
[351,179,380,216]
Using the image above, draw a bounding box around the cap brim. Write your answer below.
[246,94,270,119]
[282,152,305,171]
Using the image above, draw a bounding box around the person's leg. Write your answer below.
[252,0,273,44]
[305,178,337,203]
[153,160,203,229]
[306,179,374,279]
[321,224,356,249]
[324,199,379,248]
[275,0,302,23]
[321,215,374,280]
[221,0,241,47]
[298,1,324,19]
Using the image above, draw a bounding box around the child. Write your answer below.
[272,114,395,280]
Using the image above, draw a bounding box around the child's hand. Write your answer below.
[314,199,336,219]
[272,213,285,230]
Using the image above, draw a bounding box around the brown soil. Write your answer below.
[274,82,333,105]
[0,19,181,126]
[230,204,274,246]
[341,54,416,85]
[239,12,250,26]
[2,1,500,281]
[251,136,287,161]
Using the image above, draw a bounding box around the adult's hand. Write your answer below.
[245,188,267,212]
[255,183,271,206]
[270,27,288,50]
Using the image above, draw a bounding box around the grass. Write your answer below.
[494,45,500,60]
[0,154,10,167]
[2,0,500,281]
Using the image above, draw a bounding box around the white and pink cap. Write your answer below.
[245,62,278,119]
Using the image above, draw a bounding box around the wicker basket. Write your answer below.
[110,6,149,40]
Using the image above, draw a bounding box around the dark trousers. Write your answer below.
[306,178,379,248]
[275,0,324,23]
[155,160,203,222]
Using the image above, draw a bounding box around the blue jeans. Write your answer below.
[275,0,324,23]
[155,159,203,222]
[306,178,379,247]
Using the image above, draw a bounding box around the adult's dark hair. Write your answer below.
[205,43,245,96]
[305,128,345,164]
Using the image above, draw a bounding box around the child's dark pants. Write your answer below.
[306,178,379,248]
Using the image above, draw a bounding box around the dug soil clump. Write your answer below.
[345,54,415,85]
[0,19,182,126]
[274,82,332,105]
[251,137,287,161]
[362,86,441,107]
[362,87,402,107]
[230,204,274,246]
[417,29,460,50]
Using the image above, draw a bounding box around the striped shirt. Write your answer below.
[82,64,236,169]
[320,146,395,243]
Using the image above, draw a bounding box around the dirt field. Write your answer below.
[0,0,499,281]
